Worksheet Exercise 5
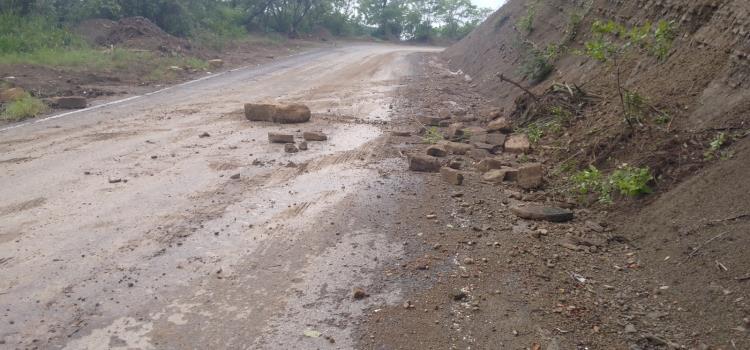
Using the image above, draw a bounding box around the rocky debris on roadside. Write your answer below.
[486,117,512,133]
[298,141,308,151]
[408,154,442,172]
[284,143,299,153]
[50,96,88,109]
[353,287,369,300]
[482,167,513,183]
[418,115,443,126]
[199,132,210,138]
[303,131,327,141]
[207,59,224,69]
[392,130,412,137]
[441,141,473,155]
[444,123,465,140]
[440,167,464,185]
[510,203,574,222]
[245,103,311,123]
[268,132,294,143]
[0,87,27,102]
[476,157,507,172]
[504,134,530,154]
[515,163,543,189]
[426,144,448,157]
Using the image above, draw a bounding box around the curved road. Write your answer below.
[0,44,440,349]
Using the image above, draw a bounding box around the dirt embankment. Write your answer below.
[356,1,750,349]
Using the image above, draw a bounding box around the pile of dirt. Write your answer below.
[75,17,191,54]
[362,0,750,348]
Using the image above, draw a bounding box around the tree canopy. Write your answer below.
[0,0,493,41]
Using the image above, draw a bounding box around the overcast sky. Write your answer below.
[472,0,506,10]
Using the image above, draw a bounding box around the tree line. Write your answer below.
[0,0,493,41]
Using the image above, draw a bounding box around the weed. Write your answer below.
[549,106,573,124]
[2,95,48,122]
[570,164,653,203]
[623,90,646,125]
[517,2,537,34]
[653,112,671,124]
[422,127,443,144]
[520,45,554,83]
[525,123,544,144]
[704,132,733,160]
[609,164,653,196]
[652,20,676,60]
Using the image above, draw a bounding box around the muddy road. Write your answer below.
[0,44,440,349]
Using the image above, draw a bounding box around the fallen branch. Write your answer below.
[685,231,729,260]
[497,73,539,101]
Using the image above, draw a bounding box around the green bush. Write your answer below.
[2,96,48,122]
[570,164,653,203]
[520,46,554,83]
[609,165,653,196]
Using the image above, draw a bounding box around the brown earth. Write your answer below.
[352,1,749,349]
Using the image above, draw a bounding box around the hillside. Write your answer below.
[439,0,750,348]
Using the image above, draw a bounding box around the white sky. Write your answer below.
[472,0,506,10]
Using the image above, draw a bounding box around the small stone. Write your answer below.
[268,132,294,143]
[199,132,210,138]
[487,117,512,133]
[440,167,464,185]
[298,141,308,151]
[516,163,543,189]
[476,158,507,172]
[392,130,412,137]
[485,133,507,146]
[353,288,369,300]
[624,324,637,334]
[482,167,514,183]
[442,141,473,155]
[463,257,475,265]
[510,204,574,222]
[230,173,240,180]
[408,154,441,172]
[426,144,448,157]
[467,148,491,160]
[418,115,442,126]
[207,59,224,68]
[451,289,467,301]
[284,143,299,153]
[504,134,530,153]
[303,131,327,141]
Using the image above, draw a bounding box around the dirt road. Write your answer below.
[0,44,440,349]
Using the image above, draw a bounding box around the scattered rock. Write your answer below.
[516,163,544,189]
[303,131,327,141]
[51,96,87,109]
[440,167,464,185]
[444,123,465,140]
[624,324,637,334]
[353,288,369,300]
[468,148,491,160]
[268,132,294,143]
[207,59,224,69]
[284,143,299,153]
[418,115,442,126]
[230,173,240,180]
[392,130,412,137]
[485,133,507,146]
[472,142,500,154]
[408,154,441,172]
[476,158,507,172]
[510,204,574,222]
[298,141,308,151]
[442,141,473,155]
[426,144,448,157]
[504,134,530,154]
[451,289,467,301]
[199,132,210,138]
[482,168,512,183]
[487,117,512,133]
[245,103,311,123]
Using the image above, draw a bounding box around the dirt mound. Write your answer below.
[75,17,191,54]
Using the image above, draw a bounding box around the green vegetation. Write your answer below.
[517,2,537,34]
[704,132,734,160]
[2,95,48,122]
[422,127,443,144]
[571,164,653,203]
[623,90,647,125]
[519,43,554,83]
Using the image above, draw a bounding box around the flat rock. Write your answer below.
[485,133,507,146]
[440,167,464,185]
[441,141,473,155]
[298,141,308,150]
[476,158,507,172]
[418,115,442,126]
[284,143,299,153]
[510,204,574,222]
[392,130,412,137]
[468,148,490,160]
[303,131,327,141]
[268,132,294,143]
[516,162,543,189]
[408,154,441,172]
[482,167,514,183]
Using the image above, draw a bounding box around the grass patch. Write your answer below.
[422,127,444,144]
[570,164,653,204]
[2,95,48,122]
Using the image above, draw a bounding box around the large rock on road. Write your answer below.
[245,103,311,124]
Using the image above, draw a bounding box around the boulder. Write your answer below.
[510,203,574,222]
[0,87,27,102]
[284,143,299,153]
[504,134,530,154]
[408,154,442,172]
[487,117,512,133]
[303,131,327,141]
[442,141,473,155]
[245,103,311,124]
[426,144,448,157]
[268,132,294,143]
[516,163,544,189]
[51,96,87,109]
[440,167,464,185]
